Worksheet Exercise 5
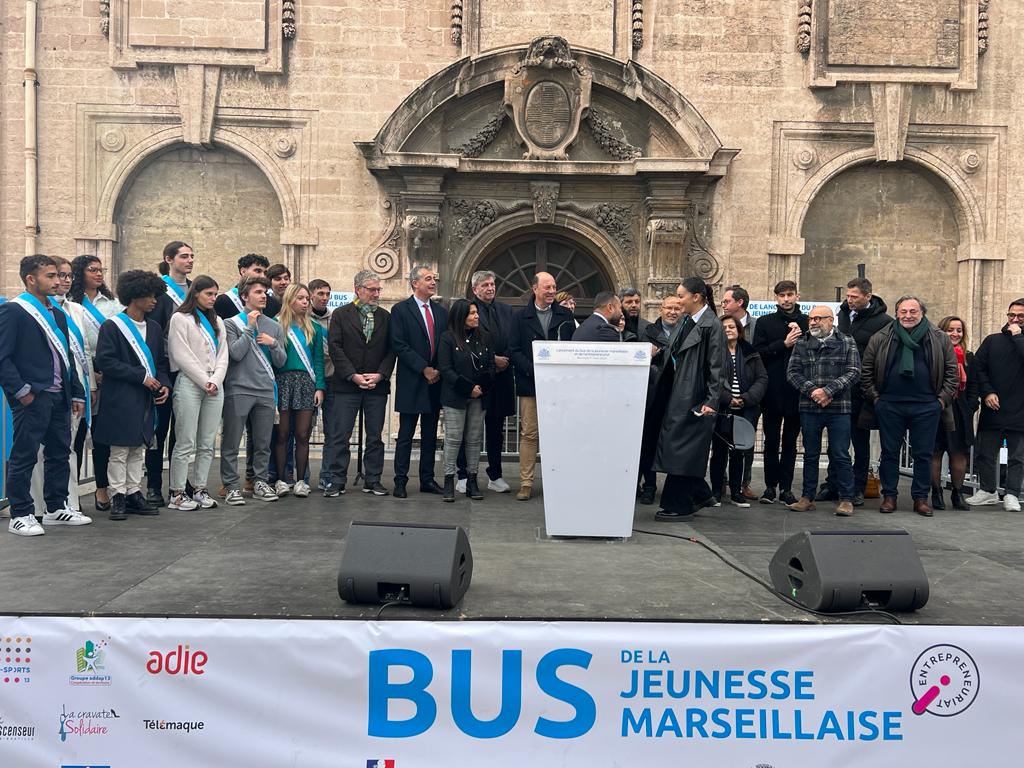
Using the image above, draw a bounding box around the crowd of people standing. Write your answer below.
[2,244,1023,538]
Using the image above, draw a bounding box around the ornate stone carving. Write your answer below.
[959,149,982,174]
[531,182,560,224]
[449,109,507,158]
[979,1,990,55]
[273,135,297,159]
[583,109,643,161]
[792,147,818,170]
[174,64,222,149]
[632,0,644,50]
[100,0,111,37]
[405,214,442,261]
[797,2,812,54]
[362,196,402,280]
[283,0,296,39]
[560,202,635,256]
[646,218,688,240]
[451,0,463,46]
[99,128,126,153]
[685,206,723,284]
[504,37,592,160]
[449,199,530,243]
[647,281,682,300]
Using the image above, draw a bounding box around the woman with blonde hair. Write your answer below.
[932,315,977,510]
[273,283,326,498]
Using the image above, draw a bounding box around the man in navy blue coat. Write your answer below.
[0,255,88,536]
[389,265,449,497]
[572,292,624,342]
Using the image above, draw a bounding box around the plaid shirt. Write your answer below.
[786,330,861,413]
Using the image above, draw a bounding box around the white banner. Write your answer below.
[0,617,1019,767]
[749,300,842,318]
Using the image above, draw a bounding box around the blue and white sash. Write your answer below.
[111,313,158,436]
[54,301,92,425]
[10,293,71,372]
[80,295,106,335]
[226,287,244,313]
[288,324,316,384]
[232,315,278,403]
[162,275,186,307]
[196,312,220,358]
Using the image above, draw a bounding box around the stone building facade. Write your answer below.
[0,1,1017,338]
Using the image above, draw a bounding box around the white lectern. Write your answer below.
[533,340,651,537]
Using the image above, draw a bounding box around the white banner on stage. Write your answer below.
[0,617,1019,767]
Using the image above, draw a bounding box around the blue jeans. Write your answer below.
[799,410,853,502]
[875,398,942,500]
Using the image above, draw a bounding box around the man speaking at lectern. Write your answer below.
[573,292,623,342]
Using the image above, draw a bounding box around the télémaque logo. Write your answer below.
[70,639,111,686]
[0,713,36,740]
[910,644,980,717]
[142,718,206,733]
[2,635,33,685]
[145,644,208,676]
[59,704,120,741]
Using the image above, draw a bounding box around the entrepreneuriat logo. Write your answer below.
[59,705,120,741]
[70,639,111,686]
[910,644,980,717]
[146,644,208,676]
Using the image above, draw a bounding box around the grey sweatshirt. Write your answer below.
[224,313,287,400]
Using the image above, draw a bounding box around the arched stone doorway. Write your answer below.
[801,162,960,320]
[115,145,285,290]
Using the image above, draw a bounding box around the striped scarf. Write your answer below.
[356,300,375,342]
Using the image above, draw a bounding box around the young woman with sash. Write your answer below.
[69,254,123,511]
[167,275,229,511]
[92,270,172,521]
[273,283,326,498]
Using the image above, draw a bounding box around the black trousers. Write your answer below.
[710,440,749,496]
[6,391,72,518]
[456,408,506,480]
[659,474,713,516]
[394,410,439,484]
[761,405,800,492]
[73,419,110,488]
[145,380,176,492]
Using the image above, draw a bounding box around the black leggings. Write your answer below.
[73,420,110,489]
[275,409,313,485]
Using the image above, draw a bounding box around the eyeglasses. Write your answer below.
[359,286,382,293]
[85,266,107,274]
[808,316,831,323]
[1008,312,1024,320]
[57,273,73,281]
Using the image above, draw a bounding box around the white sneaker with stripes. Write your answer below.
[42,506,93,526]
[9,516,45,536]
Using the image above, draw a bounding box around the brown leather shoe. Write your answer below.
[913,498,934,517]
[516,485,532,501]
[835,501,855,516]
[786,496,815,511]
[879,496,897,513]
[741,485,758,501]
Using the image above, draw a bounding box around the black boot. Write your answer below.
[466,475,483,500]
[951,486,969,511]
[443,474,455,503]
[110,493,127,521]
[931,485,946,511]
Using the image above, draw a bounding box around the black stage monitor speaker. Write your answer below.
[769,530,929,612]
[338,521,473,609]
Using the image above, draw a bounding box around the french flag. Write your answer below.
[366,761,395,768]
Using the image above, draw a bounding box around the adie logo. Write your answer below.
[910,644,980,717]
[146,644,208,676]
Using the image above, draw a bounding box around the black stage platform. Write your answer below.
[3,464,1021,625]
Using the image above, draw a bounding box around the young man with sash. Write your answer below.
[215,252,282,320]
[29,257,93,519]
[144,240,194,508]
[221,277,288,505]
[0,255,89,536]
[93,270,173,521]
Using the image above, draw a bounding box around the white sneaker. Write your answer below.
[192,489,218,509]
[42,506,93,526]
[9,516,45,536]
[168,492,199,511]
[1004,494,1021,512]
[274,480,291,497]
[254,481,280,502]
[456,479,467,494]
[225,489,246,506]
[293,481,310,498]
[487,477,511,493]
[966,490,1001,506]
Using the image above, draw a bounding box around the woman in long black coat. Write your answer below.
[931,316,978,510]
[648,277,728,519]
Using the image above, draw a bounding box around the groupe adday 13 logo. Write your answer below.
[70,639,111,686]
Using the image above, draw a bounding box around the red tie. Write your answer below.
[423,301,436,357]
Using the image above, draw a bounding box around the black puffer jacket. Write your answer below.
[837,296,893,356]
[975,327,1024,433]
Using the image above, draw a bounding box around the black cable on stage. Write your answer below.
[632,527,904,625]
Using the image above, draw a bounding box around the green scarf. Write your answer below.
[893,317,931,378]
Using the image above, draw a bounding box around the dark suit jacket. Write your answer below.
[472,297,516,417]
[328,302,395,396]
[573,313,621,342]
[0,298,86,405]
[509,301,576,397]
[92,317,172,447]
[147,278,192,332]
[389,295,449,413]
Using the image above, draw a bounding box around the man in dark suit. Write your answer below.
[0,254,88,536]
[324,269,396,497]
[389,264,449,497]
[456,270,517,494]
[573,292,624,342]
[620,287,649,342]
[508,271,576,500]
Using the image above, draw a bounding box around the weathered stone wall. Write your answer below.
[0,0,1021,339]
